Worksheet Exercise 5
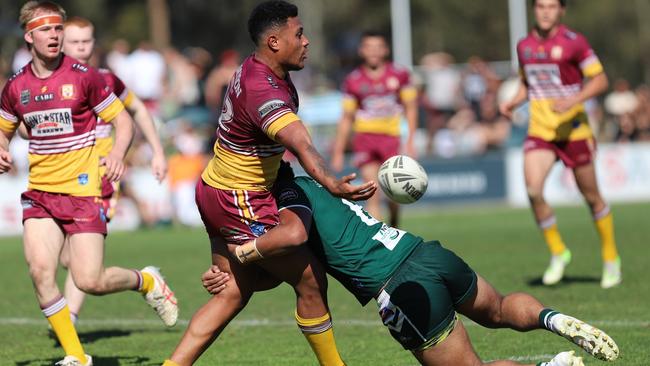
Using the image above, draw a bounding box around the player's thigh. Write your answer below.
[59,237,71,269]
[256,244,326,290]
[572,161,603,202]
[455,274,503,327]
[23,218,65,272]
[523,149,556,193]
[210,236,258,301]
[413,320,481,366]
[67,233,105,281]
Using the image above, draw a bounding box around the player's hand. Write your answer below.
[329,173,377,201]
[404,138,418,158]
[202,265,230,295]
[100,152,126,182]
[330,153,344,173]
[0,149,13,174]
[151,152,168,183]
[552,97,577,114]
[499,101,514,120]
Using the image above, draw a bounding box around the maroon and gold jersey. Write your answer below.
[96,68,134,158]
[342,62,417,137]
[202,55,300,191]
[0,55,124,196]
[517,24,603,141]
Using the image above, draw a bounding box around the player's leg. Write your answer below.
[67,232,178,326]
[23,218,89,364]
[255,245,345,366]
[572,160,621,288]
[456,274,618,361]
[524,142,570,285]
[59,237,85,324]
[165,237,256,366]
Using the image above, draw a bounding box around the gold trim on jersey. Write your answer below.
[94,94,124,122]
[353,116,401,136]
[582,61,604,79]
[528,99,592,141]
[342,96,358,113]
[0,117,16,133]
[122,90,135,108]
[265,112,300,140]
[201,140,284,191]
[28,145,101,196]
[399,86,417,102]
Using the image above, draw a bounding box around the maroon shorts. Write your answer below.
[352,132,401,168]
[21,190,107,235]
[195,179,279,244]
[523,136,596,168]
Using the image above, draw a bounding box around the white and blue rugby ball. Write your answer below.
[378,155,428,204]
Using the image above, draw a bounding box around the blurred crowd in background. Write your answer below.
[1,37,650,227]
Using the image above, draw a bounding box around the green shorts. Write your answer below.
[376,240,477,351]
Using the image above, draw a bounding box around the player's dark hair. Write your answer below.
[532,0,566,7]
[276,160,296,184]
[361,30,388,42]
[247,0,298,45]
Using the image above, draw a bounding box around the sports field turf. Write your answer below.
[1,202,648,365]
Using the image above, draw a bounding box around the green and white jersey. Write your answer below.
[276,176,422,305]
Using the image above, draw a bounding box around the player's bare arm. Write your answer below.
[403,95,418,157]
[103,108,134,182]
[275,121,377,201]
[552,72,608,114]
[330,110,355,172]
[126,94,167,182]
[499,78,529,119]
[235,205,312,264]
[0,130,13,173]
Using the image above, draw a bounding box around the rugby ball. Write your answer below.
[378,155,428,204]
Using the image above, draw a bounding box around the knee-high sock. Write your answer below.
[539,216,567,256]
[43,295,87,364]
[295,311,345,366]
[594,206,618,262]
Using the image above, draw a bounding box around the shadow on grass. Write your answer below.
[527,275,600,287]
[15,355,150,366]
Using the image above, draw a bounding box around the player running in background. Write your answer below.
[52,15,168,326]
[499,0,620,288]
[164,2,376,365]
[0,2,177,365]
[202,161,619,366]
[330,31,418,227]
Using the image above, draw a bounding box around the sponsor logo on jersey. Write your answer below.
[258,99,286,118]
[41,86,48,93]
[387,76,400,90]
[20,90,30,105]
[34,93,54,102]
[78,173,89,185]
[60,84,75,100]
[523,47,532,60]
[551,46,563,60]
[24,108,73,136]
[278,188,298,202]
[535,46,547,59]
[266,75,279,89]
[72,63,88,72]
[372,224,406,250]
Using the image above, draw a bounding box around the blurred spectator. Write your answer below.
[419,52,461,155]
[125,41,166,116]
[604,79,638,116]
[476,92,511,149]
[204,49,241,112]
[162,47,199,108]
[461,56,500,120]
[11,46,31,73]
[168,124,206,226]
[106,38,131,81]
[633,85,650,141]
[184,46,213,108]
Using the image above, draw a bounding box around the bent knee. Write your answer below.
[526,186,544,203]
[74,277,106,295]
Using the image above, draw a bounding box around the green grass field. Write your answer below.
[1,202,648,365]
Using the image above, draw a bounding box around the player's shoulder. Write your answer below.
[345,67,363,82]
[387,62,410,75]
[558,25,583,40]
[241,55,281,92]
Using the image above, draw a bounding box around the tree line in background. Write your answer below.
[0,0,648,84]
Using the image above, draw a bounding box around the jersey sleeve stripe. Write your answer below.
[342,96,358,112]
[0,109,17,123]
[0,119,16,133]
[261,108,293,131]
[399,86,418,102]
[279,204,312,213]
[122,90,134,108]
[93,93,118,114]
[265,112,300,140]
[96,97,125,123]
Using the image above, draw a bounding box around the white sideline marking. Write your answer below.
[0,317,648,328]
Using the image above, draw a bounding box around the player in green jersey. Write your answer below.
[199,162,619,366]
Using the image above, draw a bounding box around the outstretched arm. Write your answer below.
[125,94,167,182]
[275,121,377,201]
[330,110,354,172]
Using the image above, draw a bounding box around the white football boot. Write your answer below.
[141,266,178,327]
[601,257,622,289]
[542,250,571,285]
[55,354,93,366]
[552,315,619,361]
[543,351,584,366]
